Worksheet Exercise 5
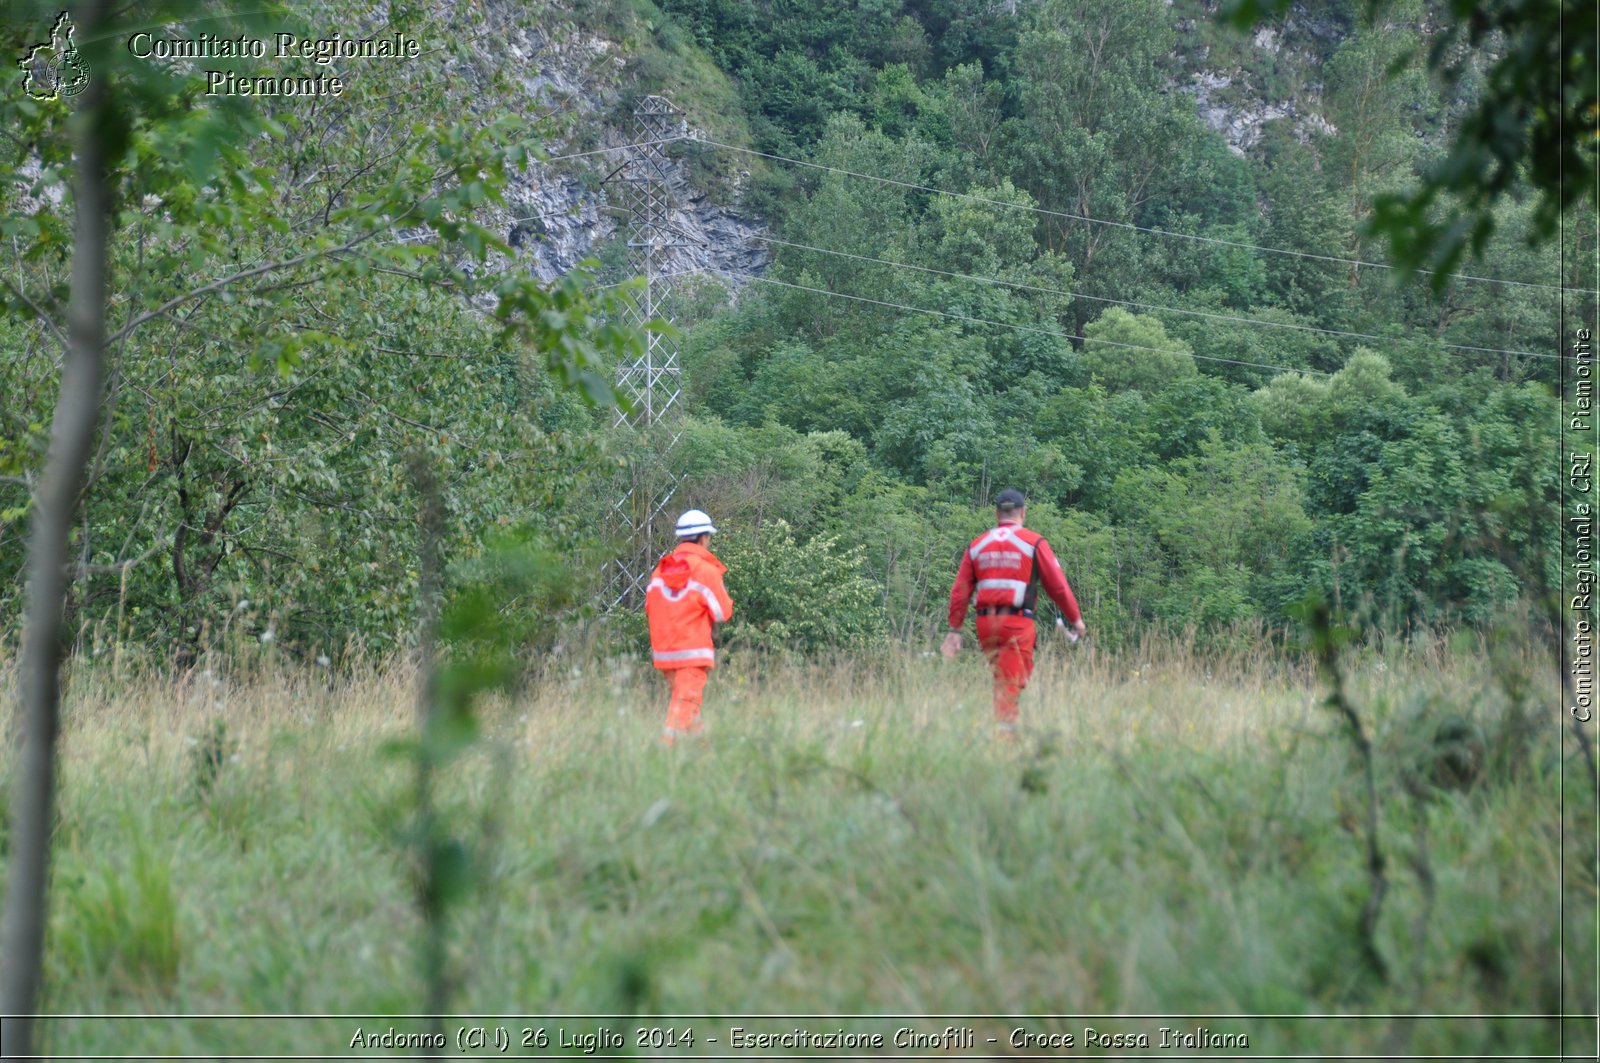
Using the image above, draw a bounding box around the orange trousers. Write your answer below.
[976,614,1036,726]
[661,666,708,740]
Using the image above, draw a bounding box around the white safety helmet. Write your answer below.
[675,509,717,538]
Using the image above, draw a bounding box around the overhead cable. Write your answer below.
[543,135,689,163]
[699,266,1329,378]
[694,136,1593,297]
[750,234,1558,362]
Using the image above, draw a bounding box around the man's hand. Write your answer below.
[940,631,962,660]
[1071,618,1087,640]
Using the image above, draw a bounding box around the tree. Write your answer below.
[1254,349,1419,518]
[2,5,112,1047]
[1036,384,1155,510]
[1255,131,1351,315]
[770,112,941,333]
[872,324,994,487]
[0,0,646,1045]
[933,62,1006,185]
[1107,435,1312,632]
[1223,0,1598,287]
[1319,15,1434,282]
[1002,0,1205,325]
[1079,307,1198,394]
[716,519,882,653]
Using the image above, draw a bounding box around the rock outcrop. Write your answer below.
[1180,2,1346,156]
[491,19,767,289]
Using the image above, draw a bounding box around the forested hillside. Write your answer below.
[1,0,1592,661]
[619,0,1589,651]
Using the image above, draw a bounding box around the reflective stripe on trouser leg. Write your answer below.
[976,614,1036,725]
[664,666,708,737]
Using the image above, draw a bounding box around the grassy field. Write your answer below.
[2,635,1595,1058]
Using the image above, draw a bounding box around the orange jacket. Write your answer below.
[645,541,734,670]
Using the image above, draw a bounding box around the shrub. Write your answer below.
[188,717,236,802]
[715,519,883,654]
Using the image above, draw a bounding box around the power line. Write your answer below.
[694,136,1595,298]
[543,135,688,163]
[751,233,1559,362]
[549,135,1556,363]
[699,266,1329,378]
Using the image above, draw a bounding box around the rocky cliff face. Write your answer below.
[490,18,768,288]
[1178,2,1345,156]
[1188,68,1336,155]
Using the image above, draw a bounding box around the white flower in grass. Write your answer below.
[758,948,793,983]
[640,797,671,829]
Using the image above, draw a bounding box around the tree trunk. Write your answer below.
[1,2,110,1054]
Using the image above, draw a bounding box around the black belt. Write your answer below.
[976,607,1034,618]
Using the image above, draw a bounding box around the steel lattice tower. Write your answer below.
[608,96,690,608]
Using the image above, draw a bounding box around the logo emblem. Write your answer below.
[19,12,91,101]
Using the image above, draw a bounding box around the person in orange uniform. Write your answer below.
[645,509,735,743]
[943,489,1086,735]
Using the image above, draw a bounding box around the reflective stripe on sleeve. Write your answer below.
[687,579,725,622]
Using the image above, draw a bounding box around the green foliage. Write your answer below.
[716,520,882,654]
[653,0,1010,156]
[1110,436,1313,633]
[649,0,1574,646]
[440,527,586,697]
[2,0,1571,659]
[1224,0,1598,288]
[1080,308,1199,394]
[607,0,1583,647]
[0,0,647,659]
[378,476,572,1023]
[669,419,868,529]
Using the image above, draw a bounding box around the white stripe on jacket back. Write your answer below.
[969,527,1035,559]
[647,577,684,601]
[977,577,1028,606]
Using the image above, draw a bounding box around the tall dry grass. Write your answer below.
[0,633,1591,1057]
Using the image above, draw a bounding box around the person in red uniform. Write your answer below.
[645,509,735,744]
[943,489,1086,735]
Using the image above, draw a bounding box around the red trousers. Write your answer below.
[977,614,1036,725]
[662,666,708,739]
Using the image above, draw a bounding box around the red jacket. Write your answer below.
[948,521,1081,629]
[645,541,735,670]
